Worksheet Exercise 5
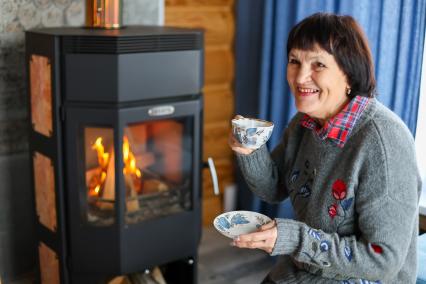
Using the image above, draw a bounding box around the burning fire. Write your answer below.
[88,136,142,197]
[92,137,109,168]
[123,136,142,178]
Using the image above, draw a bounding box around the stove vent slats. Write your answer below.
[63,35,202,54]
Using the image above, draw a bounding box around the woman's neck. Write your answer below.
[311,97,351,126]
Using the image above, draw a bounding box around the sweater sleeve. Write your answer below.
[236,143,287,203]
[235,114,302,203]
[271,120,421,282]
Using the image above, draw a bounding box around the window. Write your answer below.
[415,32,426,216]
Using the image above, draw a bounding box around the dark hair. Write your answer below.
[287,13,376,98]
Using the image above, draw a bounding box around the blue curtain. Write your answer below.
[235,0,426,218]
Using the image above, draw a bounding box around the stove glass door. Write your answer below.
[123,117,193,224]
[85,127,116,226]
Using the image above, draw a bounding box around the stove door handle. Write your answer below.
[204,157,220,196]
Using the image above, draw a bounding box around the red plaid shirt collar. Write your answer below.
[300,95,370,148]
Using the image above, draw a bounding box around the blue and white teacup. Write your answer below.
[231,116,274,149]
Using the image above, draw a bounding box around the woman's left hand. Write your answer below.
[232,220,277,254]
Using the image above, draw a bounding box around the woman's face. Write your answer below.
[287,46,350,121]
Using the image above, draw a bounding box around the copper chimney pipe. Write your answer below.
[86,0,122,29]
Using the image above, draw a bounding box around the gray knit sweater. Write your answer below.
[236,99,421,284]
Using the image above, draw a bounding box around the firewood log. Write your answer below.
[86,167,101,188]
[151,267,167,284]
[97,151,115,210]
[135,152,155,169]
[124,172,140,212]
[107,276,131,284]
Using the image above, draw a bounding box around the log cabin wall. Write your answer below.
[165,0,236,226]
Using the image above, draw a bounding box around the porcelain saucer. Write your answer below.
[213,210,272,238]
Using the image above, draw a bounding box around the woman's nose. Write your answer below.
[296,66,312,84]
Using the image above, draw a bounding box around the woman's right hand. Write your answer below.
[229,115,254,155]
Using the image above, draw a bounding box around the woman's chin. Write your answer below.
[295,101,318,115]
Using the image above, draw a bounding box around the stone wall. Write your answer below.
[0,0,163,282]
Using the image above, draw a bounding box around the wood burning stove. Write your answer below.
[26,25,205,284]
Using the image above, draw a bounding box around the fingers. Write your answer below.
[228,133,241,151]
[228,132,254,155]
[228,132,239,147]
[231,221,277,253]
[229,115,254,155]
[232,237,274,254]
[237,229,274,242]
[234,240,268,250]
[260,220,276,231]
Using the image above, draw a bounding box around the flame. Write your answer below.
[92,137,109,169]
[88,136,142,197]
[88,169,105,197]
[94,184,101,194]
[123,136,142,178]
[88,137,109,197]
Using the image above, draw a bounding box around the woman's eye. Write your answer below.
[315,62,326,69]
[288,59,300,65]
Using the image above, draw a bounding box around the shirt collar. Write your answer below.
[300,95,370,147]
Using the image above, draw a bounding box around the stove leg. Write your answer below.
[162,256,198,284]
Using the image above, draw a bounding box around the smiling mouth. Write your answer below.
[297,87,320,96]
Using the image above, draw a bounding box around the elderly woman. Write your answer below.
[229,13,421,283]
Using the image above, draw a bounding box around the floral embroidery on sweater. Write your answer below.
[370,244,383,254]
[302,229,331,266]
[341,280,382,284]
[360,280,382,284]
[328,179,354,230]
[290,170,300,184]
[289,160,315,201]
[332,179,347,199]
[298,183,311,197]
[344,239,353,262]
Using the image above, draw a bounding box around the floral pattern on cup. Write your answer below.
[232,117,274,149]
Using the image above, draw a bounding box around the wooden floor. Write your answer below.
[6,227,273,284]
[198,227,274,284]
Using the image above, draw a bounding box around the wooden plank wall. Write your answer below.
[165,0,236,226]
[421,214,426,233]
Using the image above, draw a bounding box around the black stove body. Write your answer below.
[26,26,204,284]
